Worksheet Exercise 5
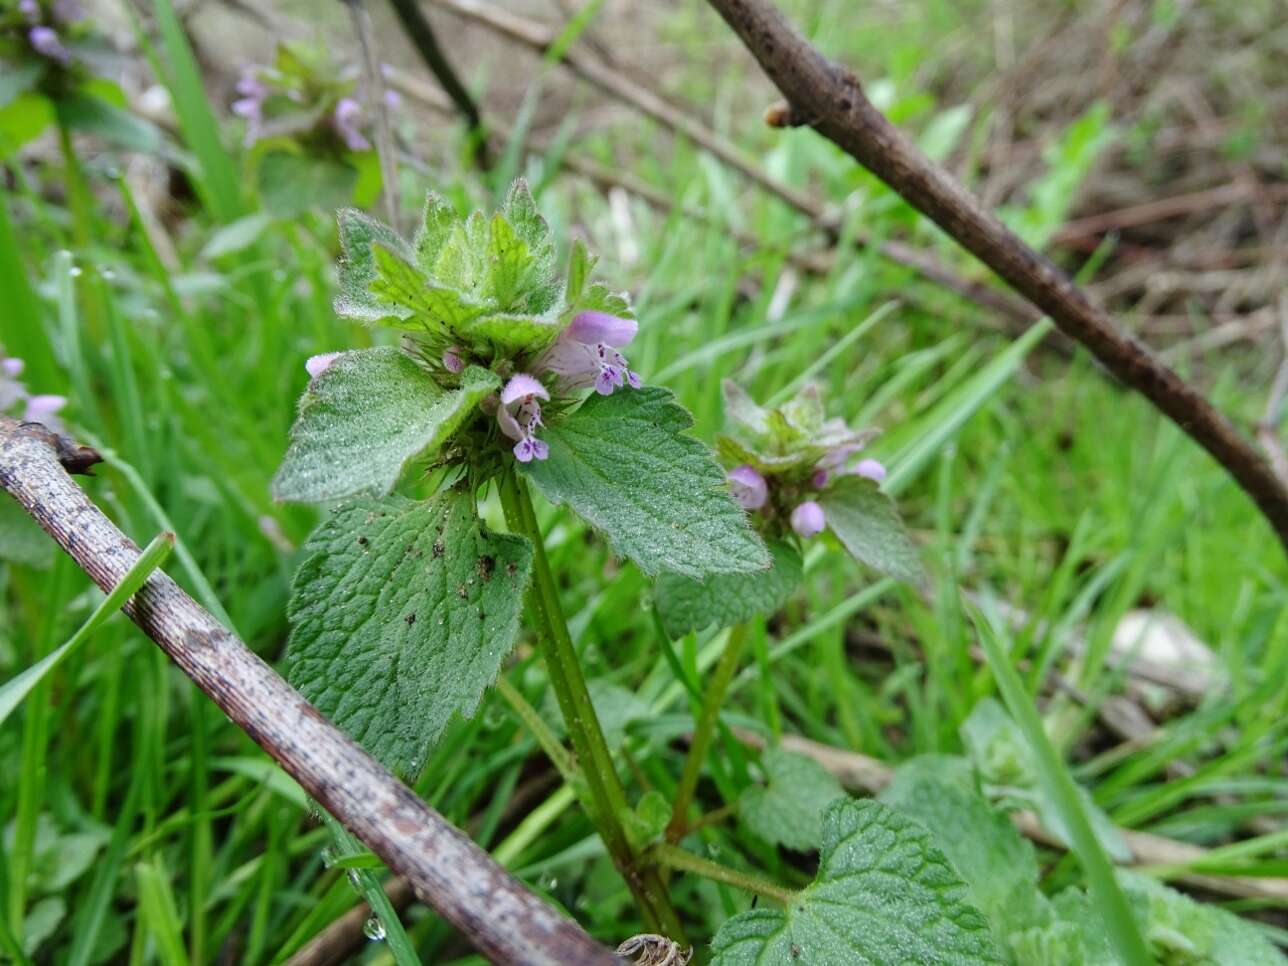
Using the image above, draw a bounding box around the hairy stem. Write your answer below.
[666,622,750,843]
[649,843,796,905]
[498,471,686,941]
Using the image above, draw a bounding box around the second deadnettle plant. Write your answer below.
[274,181,1002,961]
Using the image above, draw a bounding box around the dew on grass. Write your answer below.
[363,914,386,942]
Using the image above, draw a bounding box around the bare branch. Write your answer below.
[0,416,619,966]
[702,0,1288,552]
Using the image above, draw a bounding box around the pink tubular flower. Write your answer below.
[23,394,66,432]
[333,97,370,151]
[19,0,40,23]
[854,458,886,483]
[497,374,549,462]
[305,352,342,379]
[791,500,825,538]
[727,465,768,510]
[29,26,71,65]
[535,311,641,396]
[811,468,830,489]
[232,70,267,145]
[442,347,465,374]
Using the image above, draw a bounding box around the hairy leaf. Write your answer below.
[286,492,532,776]
[655,540,802,638]
[740,748,846,851]
[880,755,1052,944]
[818,475,924,583]
[413,192,459,274]
[273,349,497,502]
[521,387,770,579]
[369,246,489,333]
[564,238,596,306]
[461,312,560,353]
[333,208,415,323]
[710,799,1002,965]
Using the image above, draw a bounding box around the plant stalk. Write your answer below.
[666,621,750,843]
[498,471,685,941]
[650,843,796,905]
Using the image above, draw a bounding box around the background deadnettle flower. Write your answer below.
[536,311,641,396]
[332,97,370,151]
[23,394,67,433]
[497,374,549,463]
[854,458,886,482]
[29,25,71,65]
[442,347,465,374]
[728,465,768,510]
[791,500,826,538]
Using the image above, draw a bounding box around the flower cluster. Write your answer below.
[305,182,644,465]
[718,381,884,539]
[232,43,399,151]
[0,348,67,432]
[5,0,84,69]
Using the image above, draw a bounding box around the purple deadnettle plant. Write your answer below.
[272,180,768,935]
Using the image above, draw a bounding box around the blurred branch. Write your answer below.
[733,729,1288,903]
[704,0,1288,553]
[387,0,490,166]
[347,0,403,230]
[428,0,1039,331]
[0,416,619,966]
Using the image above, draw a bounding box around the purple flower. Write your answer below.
[854,458,886,483]
[305,351,342,379]
[535,311,641,396]
[23,394,66,432]
[3,357,24,379]
[29,26,71,65]
[19,0,40,23]
[497,374,550,462]
[728,465,768,510]
[442,347,465,374]
[233,69,268,145]
[791,500,825,538]
[52,0,84,23]
[333,97,370,151]
[811,468,830,489]
[383,88,402,110]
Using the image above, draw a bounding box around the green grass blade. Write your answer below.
[969,604,1150,966]
[0,532,173,727]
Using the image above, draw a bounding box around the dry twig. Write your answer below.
[0,417,618,966]
[702,0,1288,552]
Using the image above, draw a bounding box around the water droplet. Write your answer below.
[363,915,386,941]
[320,847,335,867]
[99,268,116,280]
[69,265,83,277]
[347,869,363,891]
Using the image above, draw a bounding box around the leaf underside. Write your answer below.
[818,475,925,584]
[285,492,532,777]
[521,387,770,579]
[710,799,1002,965]
[655,539,802,638]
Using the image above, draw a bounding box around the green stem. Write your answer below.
[498,471,685,941]
[666,622,750,842]
[650,843,796,905]
[494,676,577,782]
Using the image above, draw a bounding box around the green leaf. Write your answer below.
[0,496,53,569]
[655,539,802,638]
[431,215,488,296]
[961,698,1131,863]
[286,492,533,777]
[370,245,488,334]
[486,213,531,307]
[413,192,460,274]
[0,62,44,110]
[257,151,355,219]
[817,475,924,584]
[624,789,671,850]
[739,748,846,851]
[334,208,416,323]
[0,92,54,158]
[568,281,631,319]
[564,238,596,305]
[272,349,498,503]
[56,93,163,154]
[880,755,1052,944]
[521,387,770,579]
[710,799,1002,965]
[503,178,555,273]
[460,312,560,353]
[200,212,274,260]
